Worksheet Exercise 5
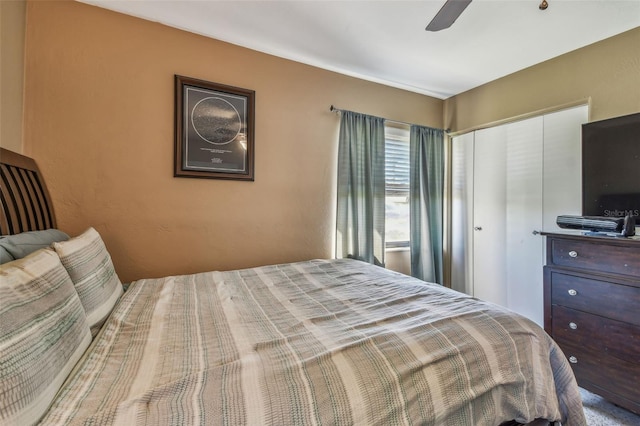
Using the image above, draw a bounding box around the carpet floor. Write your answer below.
[581,388,640,425]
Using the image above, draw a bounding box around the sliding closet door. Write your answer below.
[472,126,507,307]
[449,105,588,326]
[450,132,475,295]
[504,117,544,325]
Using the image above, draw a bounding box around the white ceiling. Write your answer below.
[79,0,640,99]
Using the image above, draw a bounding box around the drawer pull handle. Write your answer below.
[568,289,578,296]
[568,250,578,258]
[569,356,578,364]
[569,322,577,330]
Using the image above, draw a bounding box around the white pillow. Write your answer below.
[53,227,124,337]
[0,249,91,425]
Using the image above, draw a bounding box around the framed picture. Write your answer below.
[175,75,255,180]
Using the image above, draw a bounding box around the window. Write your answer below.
[385,125,410,247]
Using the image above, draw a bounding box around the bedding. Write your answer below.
[37,258,586,426]
[0,248,91,425]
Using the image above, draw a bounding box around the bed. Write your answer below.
[0,147,586,425]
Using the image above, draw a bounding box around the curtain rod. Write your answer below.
[330,105,447,132]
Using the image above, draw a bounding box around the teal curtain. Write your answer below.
[336,111,386,266]
[409,125,444,283]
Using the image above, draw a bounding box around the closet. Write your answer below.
[450,105,588,326]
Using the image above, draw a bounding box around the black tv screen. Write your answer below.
[582,112,640,222]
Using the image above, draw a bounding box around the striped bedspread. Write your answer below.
[39,259,586,425]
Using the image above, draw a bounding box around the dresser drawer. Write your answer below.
[557,341,640,409]
[551,306,640,364]
[549,237,640,277]
[549,271,640,325]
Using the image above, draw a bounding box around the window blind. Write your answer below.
[385,137,410,195]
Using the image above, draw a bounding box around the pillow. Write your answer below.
[52,227,124,337]
[0,249,91,425]
[0,229,69,264]
[0,245,13,264]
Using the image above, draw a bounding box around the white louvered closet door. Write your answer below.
[543,105,589,231]
[450,132,475,296]
[472,125,509,308]
[504,117,544,324]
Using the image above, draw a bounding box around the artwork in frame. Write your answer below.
[174,75,255,180]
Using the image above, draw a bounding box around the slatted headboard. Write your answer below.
[0,147,57,235]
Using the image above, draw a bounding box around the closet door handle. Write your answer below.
[474,226,483,231]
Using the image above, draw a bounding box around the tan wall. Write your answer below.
[444,27,640,132]
[0,0,26,152]
[385,249,411,276]
[23,0,442,282]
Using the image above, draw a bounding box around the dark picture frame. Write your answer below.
[175,75,255,180]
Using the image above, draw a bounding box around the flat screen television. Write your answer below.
[582,112,640,224]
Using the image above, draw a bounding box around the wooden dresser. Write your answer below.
[543,232,640,414]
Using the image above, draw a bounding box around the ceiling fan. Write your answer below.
[425,0,472,32]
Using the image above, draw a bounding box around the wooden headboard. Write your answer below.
[0,147,57,235]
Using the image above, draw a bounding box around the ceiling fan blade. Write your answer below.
[425,0,472,32]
